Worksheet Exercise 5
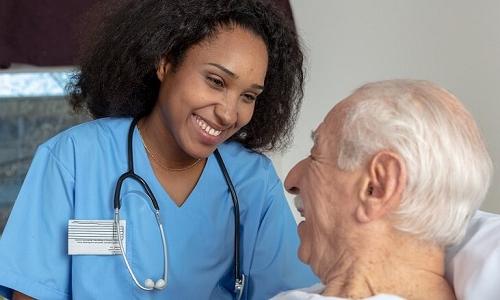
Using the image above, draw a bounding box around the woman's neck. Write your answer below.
[139,113,200,169]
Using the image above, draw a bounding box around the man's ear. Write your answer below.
[356,151,406,223]
[156,56,172,82]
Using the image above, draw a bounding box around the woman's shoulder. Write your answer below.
[27,117,133,179]
[217,141,273,169]
[216,141,281,187]
[33,118,132,170]
[41,117,132,150]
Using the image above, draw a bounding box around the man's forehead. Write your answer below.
[312,120,335,149]
[312,98,352,148]
[324,102,347,131]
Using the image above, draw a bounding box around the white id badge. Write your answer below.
[68,220,126,255]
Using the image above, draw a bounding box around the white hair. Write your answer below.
[337,79,493,246]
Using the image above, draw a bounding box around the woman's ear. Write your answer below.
[156,56,171,82]
[356,151,407,223]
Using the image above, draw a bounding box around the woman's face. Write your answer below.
[152,25,268,159]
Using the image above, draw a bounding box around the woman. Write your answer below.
[0,0,317,299]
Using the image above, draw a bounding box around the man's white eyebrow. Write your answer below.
[310,130,316,142]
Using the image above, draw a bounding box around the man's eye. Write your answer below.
[207,76,224,88]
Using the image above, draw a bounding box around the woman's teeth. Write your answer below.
[195,116,222,137]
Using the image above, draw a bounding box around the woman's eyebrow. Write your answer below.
[207,63,264,90]
[207,63,237,78]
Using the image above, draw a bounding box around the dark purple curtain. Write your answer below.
[0,0,99,68]
[0,0,295,68]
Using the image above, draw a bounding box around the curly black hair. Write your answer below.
[68,0,304,152]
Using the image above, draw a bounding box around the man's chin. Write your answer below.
[297,245,309,264]
[297,221,311,264]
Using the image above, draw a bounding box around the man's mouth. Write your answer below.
[294,196,305,218]
[194,115,222,137]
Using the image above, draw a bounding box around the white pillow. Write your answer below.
[445,210,500,299]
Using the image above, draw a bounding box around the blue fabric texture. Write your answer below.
[0,117,318,300]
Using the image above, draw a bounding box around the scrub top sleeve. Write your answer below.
[0,145,74,300]
[246,180,319,300]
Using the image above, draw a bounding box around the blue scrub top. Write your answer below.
[0,118,318,300]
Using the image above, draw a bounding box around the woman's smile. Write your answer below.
[191,114,227,146]
[193,114,223,137]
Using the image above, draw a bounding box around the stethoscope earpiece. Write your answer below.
[155,279,166,289]
[144,278,155,289]
[144,278,166,290]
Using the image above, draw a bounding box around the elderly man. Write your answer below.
[273,80,493,299]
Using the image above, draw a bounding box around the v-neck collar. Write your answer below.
[132,125,213,211]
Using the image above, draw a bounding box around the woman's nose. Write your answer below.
[214,95,238,126]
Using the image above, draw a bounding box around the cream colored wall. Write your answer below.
[274,0,500,220]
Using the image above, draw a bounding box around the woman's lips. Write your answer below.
[193,114,223,137]
[191,114,227,146]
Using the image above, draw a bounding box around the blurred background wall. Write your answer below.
[0,71,89,233]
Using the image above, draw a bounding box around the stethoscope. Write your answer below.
[113,118,245,299]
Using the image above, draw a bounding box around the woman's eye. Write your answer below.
[243,94,257,102]
[207,76,224,88]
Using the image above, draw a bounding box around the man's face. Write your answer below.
[284,100,363,277]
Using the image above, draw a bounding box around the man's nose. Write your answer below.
[284,161,303,195]
[214,93,238,126]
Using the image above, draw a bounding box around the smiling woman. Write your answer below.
[0,0,318,299]
[137,25,269,205]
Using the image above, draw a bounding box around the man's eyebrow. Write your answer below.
[310,130,316,142]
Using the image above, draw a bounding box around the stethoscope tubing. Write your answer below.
[113,118,244,298]
[213,150,242,287]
